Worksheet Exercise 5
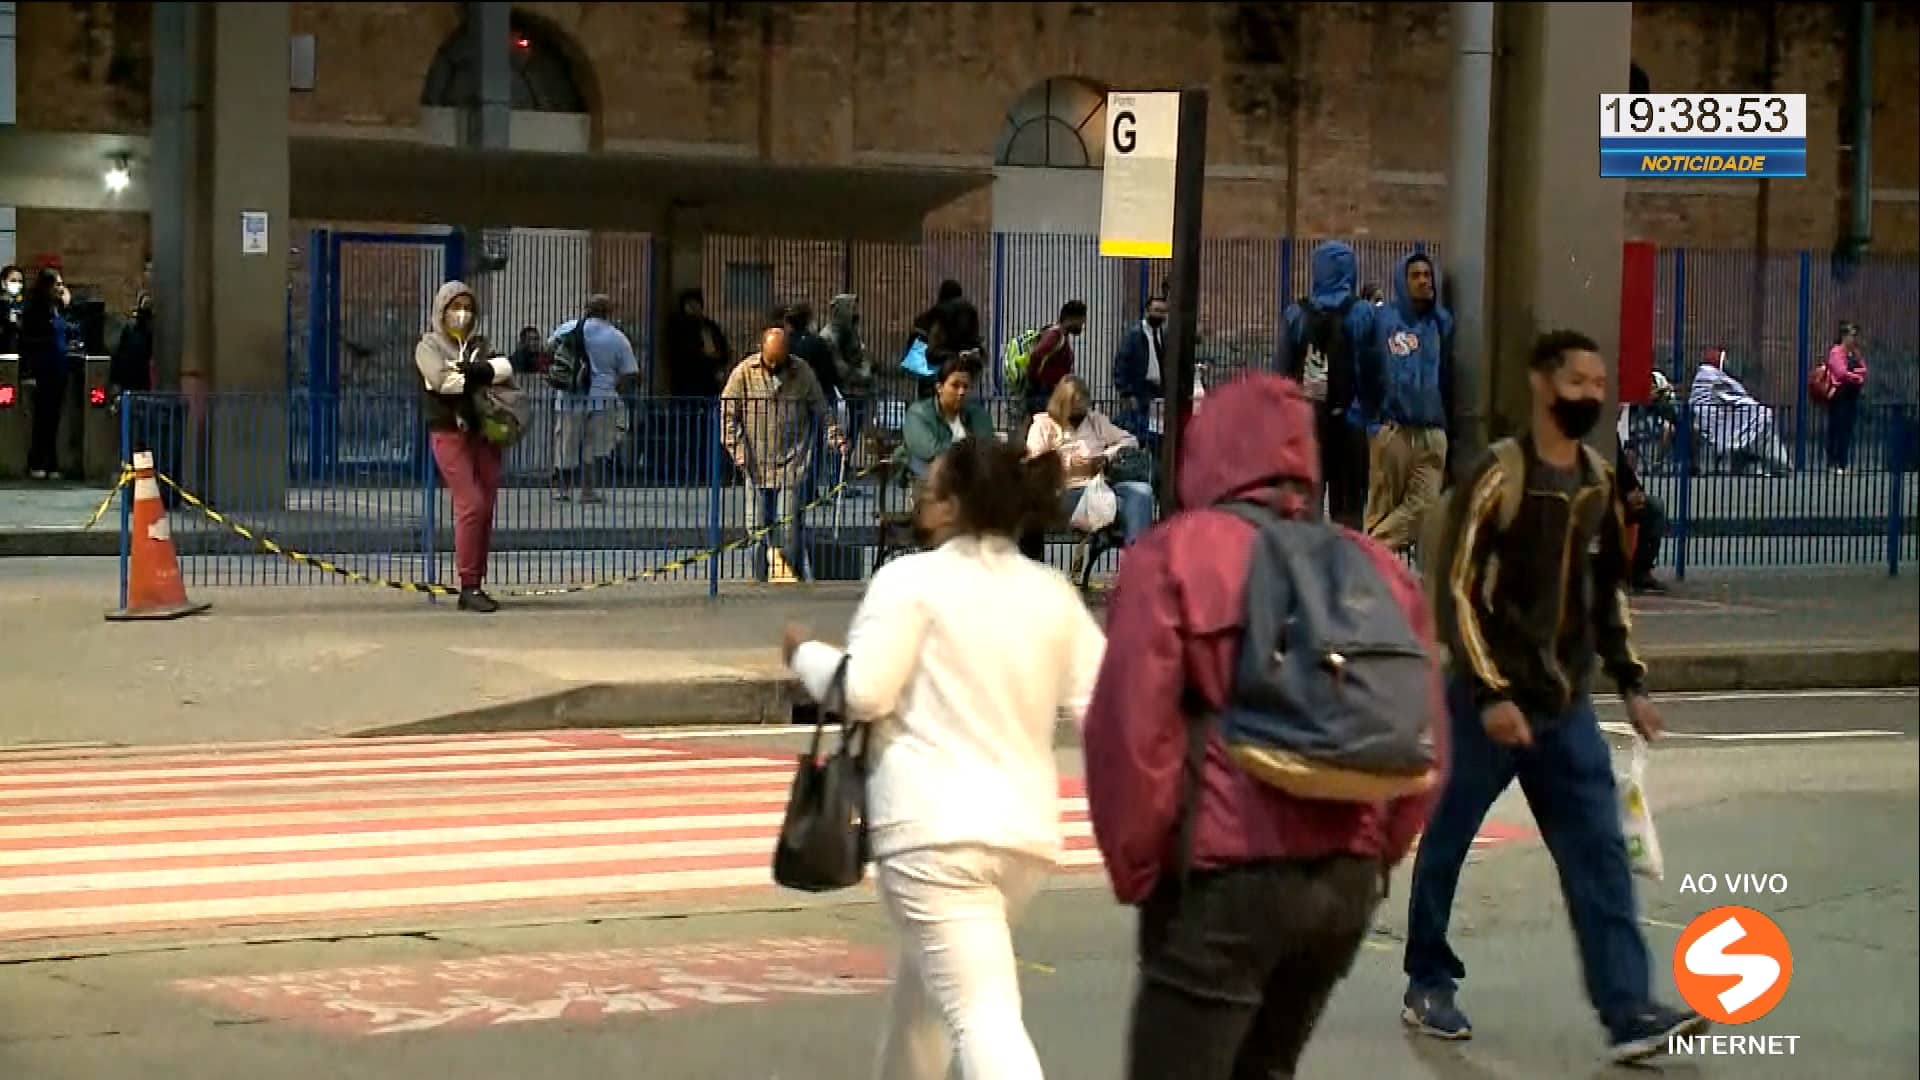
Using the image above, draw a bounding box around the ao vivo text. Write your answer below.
[1679,873,1788,895]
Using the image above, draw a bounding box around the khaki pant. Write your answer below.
[1364,423,1448,552]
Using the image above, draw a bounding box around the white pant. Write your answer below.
[873,844,1052,1080]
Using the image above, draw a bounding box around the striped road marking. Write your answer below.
[0,729,1530,945]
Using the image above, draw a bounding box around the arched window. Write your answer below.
[995,77,1109,169]
[422,18,586,113]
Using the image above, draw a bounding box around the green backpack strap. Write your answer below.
[1490,438,1528,532]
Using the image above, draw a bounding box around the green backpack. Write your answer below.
[1001,327,1045,396]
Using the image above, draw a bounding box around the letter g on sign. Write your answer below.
[1112,111,1137,154]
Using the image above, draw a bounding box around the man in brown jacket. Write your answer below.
[721,325,847,582]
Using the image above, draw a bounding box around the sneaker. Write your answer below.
[27,469,48,481]
[1608,1005,1709,1064]
[1401,986,1472,1040]
[1631,575,1668,595]
[457,587,500,614]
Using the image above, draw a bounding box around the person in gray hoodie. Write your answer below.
[416,281,514,613]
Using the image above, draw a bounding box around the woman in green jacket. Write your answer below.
[902,352,997,479]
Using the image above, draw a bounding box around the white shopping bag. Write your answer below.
[1619,734,1665,882]
[1071,476,1119,532]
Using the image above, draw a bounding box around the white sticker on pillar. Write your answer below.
[242,211,269,256]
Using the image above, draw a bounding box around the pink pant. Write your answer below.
[431,430,503,588]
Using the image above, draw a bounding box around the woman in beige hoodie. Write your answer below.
[416,281,514,612]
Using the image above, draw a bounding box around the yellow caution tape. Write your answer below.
[80,469,136,531]
[136,460,890,601]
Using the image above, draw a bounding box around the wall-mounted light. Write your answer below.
[103,155,131,194]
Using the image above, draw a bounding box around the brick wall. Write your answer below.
[11,0,1918,314]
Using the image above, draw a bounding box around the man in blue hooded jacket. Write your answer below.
[1280,241,1377,528]
[1360,251,1454,552]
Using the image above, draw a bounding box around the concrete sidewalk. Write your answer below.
[1,558,1913,750]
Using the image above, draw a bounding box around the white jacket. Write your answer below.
[791,535,1106,863]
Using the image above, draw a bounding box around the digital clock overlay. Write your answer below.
[1599,93,1807,179]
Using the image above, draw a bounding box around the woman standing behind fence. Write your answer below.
[1824,321,1869,473]
[416,281,513,613]
[784,438,1104,1080]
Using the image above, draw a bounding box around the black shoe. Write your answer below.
[458,587,499,614]
[1609,1005,1709,1064]
[1631,575,1668,594]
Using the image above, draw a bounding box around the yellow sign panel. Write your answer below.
[1099,92,1180,259]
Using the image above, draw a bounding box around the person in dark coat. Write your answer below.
[664,289,730,400]
[110,292,156,401]
[19,268,75,480]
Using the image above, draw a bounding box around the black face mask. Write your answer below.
[1550,397,1603,439]
[1145,316,1166,329]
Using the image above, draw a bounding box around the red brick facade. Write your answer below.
[12,1,1918,311]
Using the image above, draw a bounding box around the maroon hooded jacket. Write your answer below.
[1082,374,1448,905]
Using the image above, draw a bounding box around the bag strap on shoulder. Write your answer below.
[1489,438,1528,533]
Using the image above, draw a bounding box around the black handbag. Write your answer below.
[772,657,873,892]
[1106,445,1154,485]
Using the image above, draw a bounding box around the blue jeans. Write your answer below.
[1063,481,1155,546]
[1403,677,1653,1036]
[752,485,808,582]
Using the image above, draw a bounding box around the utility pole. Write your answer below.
[1160,88,1209,509]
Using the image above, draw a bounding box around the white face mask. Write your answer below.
[446,309,474,334]
[3,281,20,298]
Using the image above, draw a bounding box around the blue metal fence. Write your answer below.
[123,383,1916,601]
[144,228,1913,598]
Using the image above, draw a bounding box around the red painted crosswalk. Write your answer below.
[0,730,1529,948]
[0,731,1101,945]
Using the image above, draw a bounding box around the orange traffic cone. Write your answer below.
[106,451,211,622]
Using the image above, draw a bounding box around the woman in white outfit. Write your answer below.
[784,437,1106,1080]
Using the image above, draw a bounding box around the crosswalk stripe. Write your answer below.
[0,730,1524,946]
[0,733,1106,944]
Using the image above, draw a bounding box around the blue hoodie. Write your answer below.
[1280,241,1376,422]
[1364,251,1452,430]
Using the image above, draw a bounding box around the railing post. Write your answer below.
[1888,406,1906,578]
[1279,236,1294,334]
[990,232,1007,393]
[1793,249,1812,470]
[1669,248,1687,382]
[420,400,439,600]
[708,398,724,599]
[118,394,134,612]
[1673,404,1694,581]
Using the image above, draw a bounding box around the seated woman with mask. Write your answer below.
[1023,376,1155,555]
[900,352,997,481]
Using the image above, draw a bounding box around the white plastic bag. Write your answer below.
[1619,734,1665,882]
[1071,476,1119,532]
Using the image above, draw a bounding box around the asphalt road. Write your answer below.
[1,691,1914,1079]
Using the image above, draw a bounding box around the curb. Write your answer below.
[353,643,1918,740]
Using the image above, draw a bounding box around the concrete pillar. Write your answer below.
[1487,2,1630,451]
[1446,2,1495,476]
[461,2,510,279]
[151,2,289,504]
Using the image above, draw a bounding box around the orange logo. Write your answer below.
[1672,906,1793,1024]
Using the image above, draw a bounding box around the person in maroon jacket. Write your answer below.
[1082,373,1448,1080]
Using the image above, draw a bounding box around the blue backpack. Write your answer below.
[1206,504,1438,802]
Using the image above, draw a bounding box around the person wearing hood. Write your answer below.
[1083,374,1446,1079]
[665,289,730,400]
[1360,251,1455,551]
[417,281,514,613]
[1281,241,1379,528]
[109,292,155,402]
